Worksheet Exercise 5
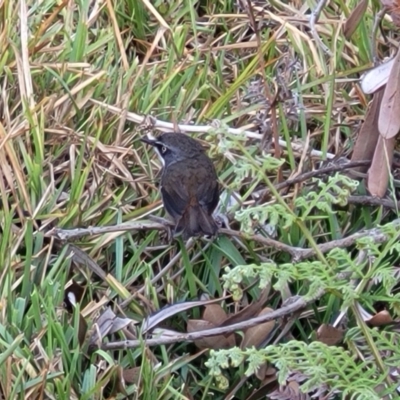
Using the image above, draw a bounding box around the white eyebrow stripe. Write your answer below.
[152,146,165,166]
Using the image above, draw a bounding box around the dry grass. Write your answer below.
[1,0,400,398]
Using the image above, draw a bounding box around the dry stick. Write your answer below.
[51,218,400,262]
[49,221,302,257]
[220,223,397,262]
[101,295,310,350]
[298,224,395,260]
[371,8,387,63]
[219,228,303,259]
[49,220,167,240]
[347,195,400,211]
[99,244,393,351]
[90,99,337,160]
[255,159,371,201]
[309,0,332,56]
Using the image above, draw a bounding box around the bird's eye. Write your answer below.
[161,146,167,154]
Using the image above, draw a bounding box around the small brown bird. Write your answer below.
[141,132,220,240]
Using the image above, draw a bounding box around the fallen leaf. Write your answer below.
[366,310,393,326]
[245,371,278,400]
[187,319,236,349]
[220,289,270,327]
[241,308,275,349]
[381,0,400,27]
[316,324,345,346]
[203,303,228,326]
[351,88,383,172]
[343,0,369,39]
[361,58,394,94]
[108,316,135,335]
[123,367,141,384]
[88,307,137,347]
[77,313,88,347]
[379,49,400,138]
[67,244,106,280]
[107,366,129,397]
[367,135,395,197]
[142,296,228,333]
[255,362,269,381]
[268,381,309,400]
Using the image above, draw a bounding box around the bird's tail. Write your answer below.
[174,205,218,240]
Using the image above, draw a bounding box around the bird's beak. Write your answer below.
[140,137,156,146]
[140,132,158,146]
[141,135,165,165]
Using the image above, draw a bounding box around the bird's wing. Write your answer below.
[197,179,220,214]
[160,173,189,220]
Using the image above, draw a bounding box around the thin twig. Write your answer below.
[219,228,304,259]
[90,99,337,160]
[347,195,400,211]
[100,295,309,349]
[254,160,371,201]
[220,221,400,262]
[296,222,399,261]
[371,8,387,63]
[48,220,169,240]
[50,218,400,262]
[309,0,332,56]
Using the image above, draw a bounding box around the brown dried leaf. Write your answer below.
[375,383,392,400]
[268,381,310,400]
[316,324,344,346]
[343,0,369,39]
[246,371,278,400]
[67,244,106,280]
[220,289,269,327]
[108,316,134,335]
[123,367,141,384]
[351,89,383,172]
[76,313,88,347]
[203,303,228,326]
[381,0,400,27]
[88,307,136,347]
[241,308,275,349]
[143,297,226,333]
[381,0,400,6]
[255,362,269,381]
[187,319,236,350]
[379,49,400,138]
[381,1,398,6]
[367,135,395,197]
[108,366,129,397]
[366,310,393,326]
[88,308,116,347]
